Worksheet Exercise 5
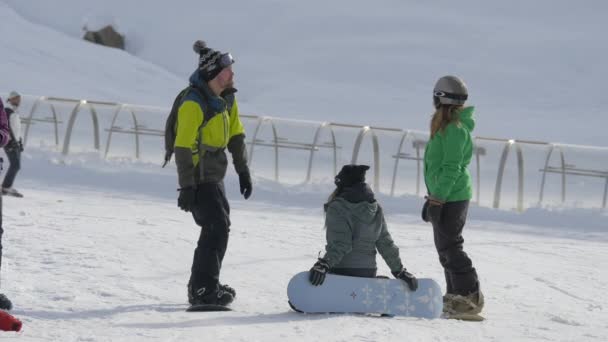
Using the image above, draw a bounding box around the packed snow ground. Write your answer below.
[0,0,607,340]
[0,149,606,341]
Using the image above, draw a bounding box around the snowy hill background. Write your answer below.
[0,0,607,341]
[2,0,608,146]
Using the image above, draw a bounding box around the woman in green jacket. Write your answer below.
[308,164,418,291]
[423,75,484,317]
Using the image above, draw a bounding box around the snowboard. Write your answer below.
[287,271,443,318]
[186,304,232,312]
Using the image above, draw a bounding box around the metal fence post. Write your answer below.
[248,117,265,166]
[493,140,512,209]
[305,122,337,183]
[351,126,380,192]
[61,101,84,155]
[105,104,141,159]
[23,96,45,147]
[539,144,567,205]
[390,130,409,196]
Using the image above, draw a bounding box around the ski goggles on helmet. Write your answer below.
[219,53,235,68]
[433,91,468,102]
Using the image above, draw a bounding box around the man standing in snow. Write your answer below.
[0,98,14,310]
[174,40,252,307]
[2,91,24,198]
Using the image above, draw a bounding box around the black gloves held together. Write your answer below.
[177,186,197,212]
[309,258,330,286]
[239,171,252,199]
[392,268,418,291]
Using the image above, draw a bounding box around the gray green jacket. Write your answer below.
[322,184,403,273]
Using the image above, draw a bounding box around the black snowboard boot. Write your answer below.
[191,285,234,306]
[0,293,13,310]
[189,282,236,304]
[220,283,236,298]
[188,282,195,305]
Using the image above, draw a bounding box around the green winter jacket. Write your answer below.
[423,106,475,202]
[322,187,403,273]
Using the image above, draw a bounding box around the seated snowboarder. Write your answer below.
[308,164,418,291]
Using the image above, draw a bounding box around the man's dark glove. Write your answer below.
[309,258,330,286]
[392,268,418,291]
[425,195,445,224]
[239,171,252,199]
[177,186,197,212]
[18,139,24,152]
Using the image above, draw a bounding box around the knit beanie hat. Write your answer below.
[334,164,370,188]
[192,40,234,82]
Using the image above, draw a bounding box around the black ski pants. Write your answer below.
[431,200,479,296]
[2,147,20,189]
[189,182,231,293]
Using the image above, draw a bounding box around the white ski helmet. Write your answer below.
[433,75,468,106]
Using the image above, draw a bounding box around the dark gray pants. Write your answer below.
[2,148,20,189]
[189,182,231,293]
[431,200,479,296]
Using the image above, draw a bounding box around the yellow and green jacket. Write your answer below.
[174,70,249,187]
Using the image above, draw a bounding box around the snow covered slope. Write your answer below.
[0,2,182,106]
[2,0,608,145]
[1,150,606,341]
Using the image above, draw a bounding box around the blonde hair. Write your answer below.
[430,104,464,138]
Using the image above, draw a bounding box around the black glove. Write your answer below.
[18,139,24,152]
[309,258,330,286]
[239,172,252,199]
[392,268,418,291]
[177,186,197,212]
[421,200,430,222]
[425,195,445,224]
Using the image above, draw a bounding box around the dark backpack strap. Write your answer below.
[162,86,192,167]
[191,86,235,120]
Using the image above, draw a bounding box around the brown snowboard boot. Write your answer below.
[444,290,484,317]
